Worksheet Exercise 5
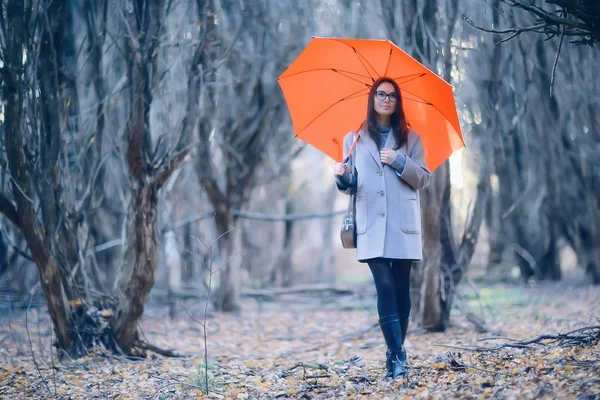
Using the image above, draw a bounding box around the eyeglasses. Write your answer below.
[375,91,398,103]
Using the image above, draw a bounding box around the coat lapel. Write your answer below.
[359,131,382,169]
[384,130,408,157]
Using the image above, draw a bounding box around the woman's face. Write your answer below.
[373,81,397,117]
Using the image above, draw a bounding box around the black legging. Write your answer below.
[367,258,412,321]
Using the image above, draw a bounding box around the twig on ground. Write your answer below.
[460,362,517,377]
[49,315,57,396]
[439,352,518,377]
[281,362,329,379]
[150,381,224,398]
[435,342,534,351]
[349,374,375,385]
[25,294,55,398]
[490,387,504,399]
[8,308,24,356]
[304,374,331,380]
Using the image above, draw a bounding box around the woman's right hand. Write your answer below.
[333,163,349,177]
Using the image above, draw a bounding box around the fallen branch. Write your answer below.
[149,283,356,302]
[244,284,354,299]
[435,325,600,352]
[437,352,518,377]
[281,362,329,378]
[303,374,331,380]
[137,340,185,358]
[162,208,347,233]
[286,362,329,372]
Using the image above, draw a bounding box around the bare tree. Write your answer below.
[472,0,600,284]
[112,0,195,354]
[186,0,314,310]
[370,0,492,330]
[0,0,103,356]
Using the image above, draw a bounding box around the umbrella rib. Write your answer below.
[295,88,370,138]
[392,73,427,85]
[384,44,392,77]
[278,68,372,81]
[396,86,435,106]
[332,39,378,82]
[391,73,459,132]
[334,70,373,88]
[344,89,370,100]
[400,88,459,134]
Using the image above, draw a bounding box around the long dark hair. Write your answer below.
[361,77,409,149]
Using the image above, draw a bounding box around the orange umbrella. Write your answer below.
[277,37,465,172]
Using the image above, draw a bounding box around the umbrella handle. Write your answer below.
[342,131,361,164]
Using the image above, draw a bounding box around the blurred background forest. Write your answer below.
[0,0,598,358]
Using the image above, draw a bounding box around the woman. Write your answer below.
[334,77,431,379]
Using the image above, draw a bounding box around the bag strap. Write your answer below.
[346,132,359,199]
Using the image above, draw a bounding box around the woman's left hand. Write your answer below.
[380,148,397,165]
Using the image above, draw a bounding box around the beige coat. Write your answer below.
[338,129,431,261]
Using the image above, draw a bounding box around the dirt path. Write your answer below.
[0,283,598,399]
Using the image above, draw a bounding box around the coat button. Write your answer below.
[379,190,384,197]
[380,212,385,217]
[377,170,383,176]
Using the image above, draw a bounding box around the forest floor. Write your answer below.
[0,282,599,399]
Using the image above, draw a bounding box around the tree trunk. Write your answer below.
[588,216,600,284]
[317,184,338,284]
[211,210,242,312]
[182,224,195,282]
[280,199,295,287]
[114,181,159,353]
[417,163,447,331]
[4,79,75,355]
[270,196,295,287]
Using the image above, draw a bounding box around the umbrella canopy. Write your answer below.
[277,37,465,172]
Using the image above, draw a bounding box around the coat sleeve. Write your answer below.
[396,132,431,190]
[335,133,357,195]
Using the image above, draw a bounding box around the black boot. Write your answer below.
[385,349,392,378]
[379,315,408,379]
[399,318,409,366]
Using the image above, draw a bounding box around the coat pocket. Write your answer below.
[400,198,420,234]
[355,193,367,235]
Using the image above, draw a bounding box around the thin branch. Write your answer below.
[7,174,35,205]
[155,142,199,188]
[75,150,113,213]
[464,16,547,41]
[468,0,600,45]
[550,25,565,97]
